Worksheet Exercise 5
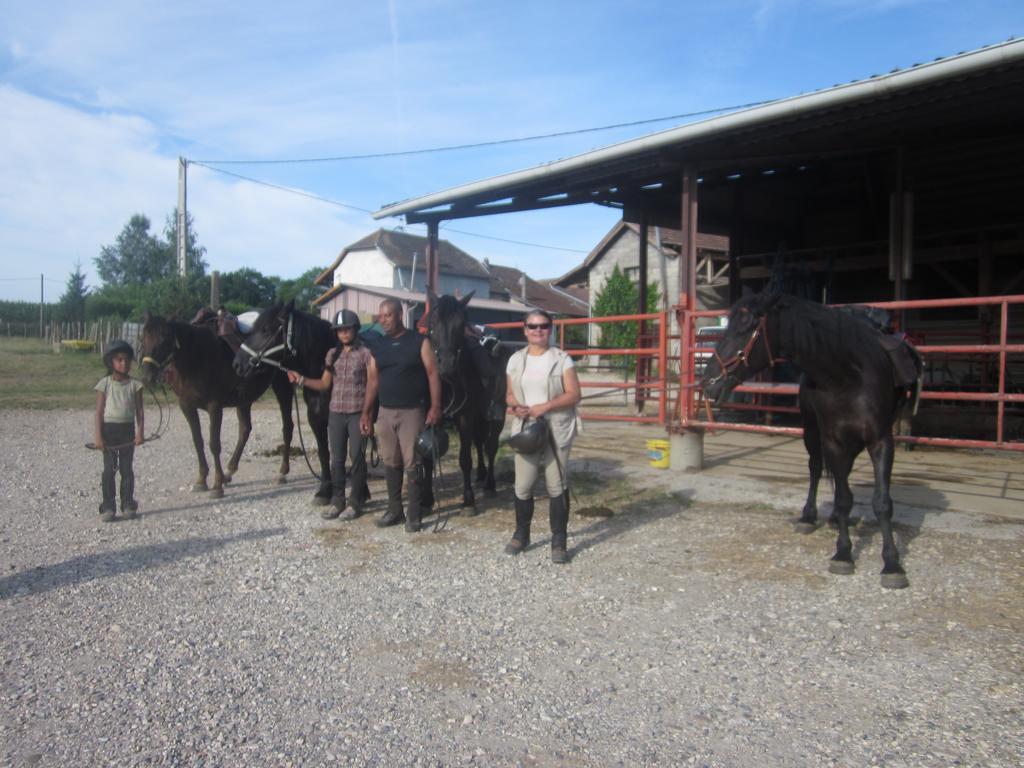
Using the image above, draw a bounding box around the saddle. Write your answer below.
[877,332,921,389]
[190,307,260,356]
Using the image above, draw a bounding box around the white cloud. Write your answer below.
[0,85,365,301]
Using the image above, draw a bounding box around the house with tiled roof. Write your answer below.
[554,221,729,311]
[312,228,584,333]
[483,260,589,318]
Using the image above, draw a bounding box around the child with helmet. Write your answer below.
[288,309,373,520]
[94,339,145,522]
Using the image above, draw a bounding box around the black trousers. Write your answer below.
[100,422,135,509]
[327,411,368,508]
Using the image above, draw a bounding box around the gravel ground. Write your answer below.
[2,407,1023,767]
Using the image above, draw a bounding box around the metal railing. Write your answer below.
[677,295,1024,452]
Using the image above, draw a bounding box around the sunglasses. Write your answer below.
[525,323,551,330]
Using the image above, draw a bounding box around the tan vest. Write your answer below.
[506,347,582,448]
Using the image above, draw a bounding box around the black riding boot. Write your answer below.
[405,469,424,533]
[505,495,534,555]
[376,467,405,527]
[549,492,570,564]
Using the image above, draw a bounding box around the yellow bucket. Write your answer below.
[646,439,670,469]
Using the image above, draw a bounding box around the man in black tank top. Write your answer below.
[362,299,442,532]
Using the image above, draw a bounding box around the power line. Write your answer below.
[193,99,775,165]
[191,162,590,254]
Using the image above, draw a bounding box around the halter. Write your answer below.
[140,333,179,375]
[238,313,295,371]
[702,314,780,389]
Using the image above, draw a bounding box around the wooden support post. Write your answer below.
[426,220,440,300]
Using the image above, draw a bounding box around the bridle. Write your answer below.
[140,331,179,377]
[702,313,781,389]
[238,313,295,372]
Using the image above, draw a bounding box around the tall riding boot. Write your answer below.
[376,467,406,527]
[405,469,424,533]
[549,491,570,564]
[504,495,534,555]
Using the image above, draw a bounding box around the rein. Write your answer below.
[702,314,780,390]
[238,313,295,372]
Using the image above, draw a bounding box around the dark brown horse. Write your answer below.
[139,312,295,498]
[700,290,922,589]
[423,291,511,512]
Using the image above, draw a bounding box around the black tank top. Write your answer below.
[372,330,428,408]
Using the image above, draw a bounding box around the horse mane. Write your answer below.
[776,295,890,378]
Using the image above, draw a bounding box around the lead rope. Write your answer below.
[85,378,172,451]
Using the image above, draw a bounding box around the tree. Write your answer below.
[94,214,168,285]
[592,265,660,369]
[162,209,208,278]
[276,267,327,312]
[57,261,89,323]
[220,267,279,311]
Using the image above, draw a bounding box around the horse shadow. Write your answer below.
[0,527,287,600]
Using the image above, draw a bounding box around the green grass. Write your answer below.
[0,337,112,409]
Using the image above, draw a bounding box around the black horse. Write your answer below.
[139,312,295,498]
[700,290,922,589]
[423,291,511,512]
[230,300,341,506]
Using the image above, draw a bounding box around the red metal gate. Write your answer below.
[677,295,1024,452]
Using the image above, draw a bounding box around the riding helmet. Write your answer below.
[506,417,549,455]
[332,309,361,331]
[102,338,135,368]
[414,424,449,461]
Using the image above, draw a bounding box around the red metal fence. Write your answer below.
[488,312,670,425]
[677,295,1024,452]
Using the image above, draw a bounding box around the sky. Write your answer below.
[2,0,1023,303]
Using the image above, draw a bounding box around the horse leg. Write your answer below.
[308,394,333,506]
[826,445,857,575]
[796,395,822,533]
[869,436,909,589]
[483,420,501,497]
[225,402,253,481]
[459,419,477,513]
[207,404,226,498]
[182,405,209,492]
[273,375,294,485]
[474,435,487,486]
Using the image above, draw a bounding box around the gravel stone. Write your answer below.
[0,408,1022,766]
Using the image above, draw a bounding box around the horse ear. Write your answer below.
[285,298,295,313]
[757,289,783,313]
[458,290,475,310]
[143,310,152,324]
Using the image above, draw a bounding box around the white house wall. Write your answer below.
[334,249,395,288]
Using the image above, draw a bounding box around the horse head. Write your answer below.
[139,311,177,387]
[700,290,782,404]
[234,300,293,377]
[425,290,473,380]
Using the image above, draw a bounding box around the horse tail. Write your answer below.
[906,344,924,417]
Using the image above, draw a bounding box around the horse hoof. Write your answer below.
[312,496,331,507]
[210,488,224,499]
[461,506,479,517]
[274,475,287,486]
[483,488,497,499]
[794,521,817,534]
[191,482,208,492]
[880,572,910,590]
[223,474,233,485]
[828,559,855,575]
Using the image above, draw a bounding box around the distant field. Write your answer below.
[0,338,110,409]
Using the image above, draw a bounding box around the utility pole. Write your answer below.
[39,274,43,338]
[177,157,188,278]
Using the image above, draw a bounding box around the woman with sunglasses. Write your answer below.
[504,309,582,563]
